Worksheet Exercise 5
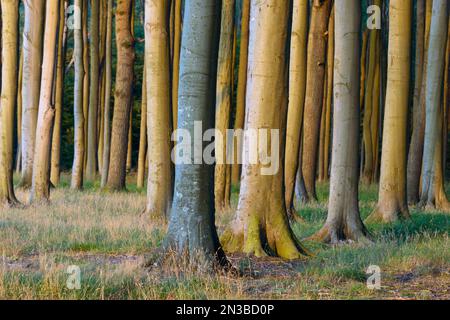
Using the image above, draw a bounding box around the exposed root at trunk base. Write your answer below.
[365,206,410,224]
[308,224,373,245]
[221,213,311,260]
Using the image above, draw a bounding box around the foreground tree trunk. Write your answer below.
[86,0,100,181]
[301,0,333,202]
[420,0,449,207]
[71,0,85,190]
[161,0,228,269]
[30,0,60,203]
[366,0,412,223]
[221,0,309,260]
[19,0,45,188]
[107,0,135,190]
[230,0,250,186]
[0,0,19,205]
[171,0,181,130]
[284,0,308,218]
[144,0,172,218]
[310,0,369,244]
[50,1,67,186]
[406,0,427,204]
[100,0,113,188]
[214,0,234,214]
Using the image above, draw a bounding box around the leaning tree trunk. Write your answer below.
[161,0,228,269]
[0,0,19,206]
[50,1,67,186]
[284,0,308,219]
[144,0,172,218]
[29,0,60,203]
[100,0,113,188]
[214,0,234,214]
[301,0,333,202]
[407,0,429,204]
[71,0,85,190]
[420,0,449,207]
[86,0,100,181]
[230,0,250,186]
[310,0,369,244]
[107,0,135,190]
[19,0,45,188]
[366,0,412,223]
[221,0,309,260]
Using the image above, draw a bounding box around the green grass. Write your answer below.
[0,174,448,299]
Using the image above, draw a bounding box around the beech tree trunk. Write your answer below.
[214,0,234,214]
[136,65,147,189]
[301,0,333,202]
[162,0,228,269]
[230,0,250,186]
[71,0,85,190]
[19,0,45,188]
[30,0,60,203]
[284,0,308,218]
[366,0,412,223]
[420,0,449,207]
[100,0,113,188]
[144,0,172,218]
[0,0,19,205]
[221,0,309,260]
[107,0,135,190]
[311,0,369,244]
[86,0,100,181]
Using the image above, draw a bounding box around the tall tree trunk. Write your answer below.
[301,0,333,202]
[29,0,60,203]
[366,0,412,223]
[107,0,135,190]
[407,0,427,203]
[15,48,22,174]
[86,0,100,181]
[50,1,67,186]
[420,0,449,207]
[230,0,250,186]
[171,0,181,130]
[311,0,369,244]
[100,0,113,188]
[284,0,308,218]
[71,0,85,190]
[19,0,45,188]
[136,64,147,189]
[221,0,309,260]
[0,0,19,205]
[214,0,234,214]
[161,0,228,269]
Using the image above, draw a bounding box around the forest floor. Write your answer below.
[0,174,448,300]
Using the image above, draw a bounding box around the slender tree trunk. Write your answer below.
[221,0,309,260]
[15,49,22,174]
[100,0,113,188]
[230,0,250,186]
[311,0,369,244]
[107,0,135,190]
[0,0,19,205]
[420,0,449,207]
[29,0,60,203]
[137,64,147,189]
[126,108,133,172]
[82,0,89,168]
[72,0,85,190]
[366,0,412,223]
[407,0,427,203]
[161,0,228,269]
[301,0,333,202]
[284,0,308,218]
[19,0,45,188]
[50,1,67,186]
[86,0,100,181]
[214,0,234,214]
[171,0,181,130]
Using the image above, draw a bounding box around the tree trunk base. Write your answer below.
[308,222,372,245]
[365,205,410,224]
